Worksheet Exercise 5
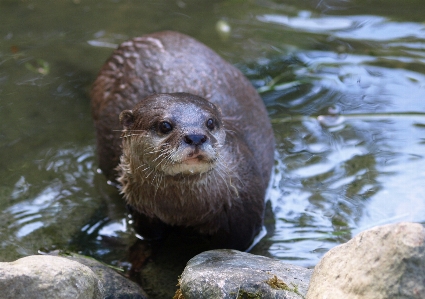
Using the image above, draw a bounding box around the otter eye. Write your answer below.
[158,121,173,134]
[206,118,215,130]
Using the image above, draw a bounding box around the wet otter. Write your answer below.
[91,31,274,250]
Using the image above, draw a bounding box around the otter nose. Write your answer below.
[184,134,207,146]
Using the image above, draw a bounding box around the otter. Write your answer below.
[91,31,274,250]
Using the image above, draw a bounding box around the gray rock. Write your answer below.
[306,222,425,299]
[49,251,148,299]
[0,255,103,299]
[178,249,312,299]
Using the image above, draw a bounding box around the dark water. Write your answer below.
[1,0,425,296]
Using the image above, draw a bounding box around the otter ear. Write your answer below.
[119,110,135,129]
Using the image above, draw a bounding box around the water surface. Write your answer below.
[1,0,425,296]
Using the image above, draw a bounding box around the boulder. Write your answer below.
[0,255,103,299]
[49,251,148,299]
[178,249,312,299]
[306,222,425,299]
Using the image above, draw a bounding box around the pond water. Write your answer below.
[1,0,425,296]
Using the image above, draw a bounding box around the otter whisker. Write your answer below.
[114,129,148,132]
[144,167,157,179]
[135,164,151,172]
[213,165,231,196]
[223,128,237,135]
[152,149,171,163]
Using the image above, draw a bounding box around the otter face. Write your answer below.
[119,93,225,176]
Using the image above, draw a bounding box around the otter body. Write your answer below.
[91,31,274,250]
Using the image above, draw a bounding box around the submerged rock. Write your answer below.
[0,255,103,299]
[306,222,425,299]
[178,249,312,299]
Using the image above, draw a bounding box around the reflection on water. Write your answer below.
[258,13,355,32]
[1,0,425,277]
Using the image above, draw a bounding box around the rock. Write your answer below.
[49,250,148,299]
[178,249,312,299]
[0,255,103,299]
[306,222,425,299]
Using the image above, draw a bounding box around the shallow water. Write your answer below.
[1,0,425,295]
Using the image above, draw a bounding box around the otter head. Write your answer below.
[119,93,225,176]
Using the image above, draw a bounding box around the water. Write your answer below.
[1,0,425,296]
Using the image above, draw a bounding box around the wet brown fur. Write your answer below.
[91,31,274,250]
